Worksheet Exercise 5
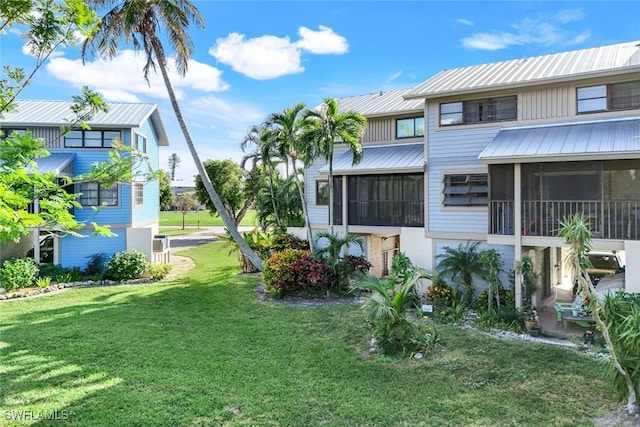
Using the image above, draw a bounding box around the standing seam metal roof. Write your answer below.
[407,40,640,99]
[1,100,169,146]
[479,117,640,163]
[329,88,424,117]
[320,143,424,174]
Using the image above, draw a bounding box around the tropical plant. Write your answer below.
[300,98,367,233]
[478,248,503,311]
[515,255,538,311]
[254,175,304,231]
[436,241,485,305]
[350,254,436,355]
[558,213,638,414]
[82,0,263,270]
[314,231,365,289]
[600,292,640,409]
[158,169,174,211]
[146,263,172,280]
[36,276,52,289]
[0,258,38,291]
[85,252,107,276]
[262,248,310,298]
[104,249,148,281]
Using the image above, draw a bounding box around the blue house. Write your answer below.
[0,100,169,270]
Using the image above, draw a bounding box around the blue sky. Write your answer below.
[3,1,640,180]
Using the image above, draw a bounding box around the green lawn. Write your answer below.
[0,243,620,426]
[157,227,203,237]
[159,210,258,227]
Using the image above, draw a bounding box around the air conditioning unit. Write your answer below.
[153,234,170,252]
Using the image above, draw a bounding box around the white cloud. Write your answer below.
[387,71,402,81]
[45,50,229,102]
[461,9,589,51]
[296,25,348,54]
[457,19,474,26]
[209,33,303,80]
[209,25,348,80]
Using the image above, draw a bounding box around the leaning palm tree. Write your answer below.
[299,98,367,233]
[558,214,638,414]
[266,103,314,249]
[81,0,263,270]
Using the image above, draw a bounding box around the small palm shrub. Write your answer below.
[0,258,38,291]
[105,250,148,281]
[147,263,172,280]
[350,253,437,355]
[262,249,310,298]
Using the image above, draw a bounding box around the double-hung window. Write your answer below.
[578,80,640,113]
[79,182,118,206]
[440,96,517,126]
[133,134,147,153]
[64,130,121,148]
[134,182,144,207]
[316,180,329,206]
[396,117,424,138]
[442,173,488,207]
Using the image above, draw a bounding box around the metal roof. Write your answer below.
[1,100,169,146]
[407,40,640,99]
[26,153,75,175]
[320,143,424,175]
[479,117,640,164]
[327,88,423,118]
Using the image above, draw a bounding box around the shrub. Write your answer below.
[474,287,515,311]
[0,258,38,291]
[39,264,69,281]
[270,232,309,253]
[262,249,310,297]
[85,253,107,276]
[147,263,172,280]
[291,256,333,291]
[476,305,521,331]
[36,276,51,289]
[105,250,148,281]
[427,279,455,308]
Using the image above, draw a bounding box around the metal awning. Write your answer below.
[319,143,424,175]
[479,118,640,164]
[27,153,75,175]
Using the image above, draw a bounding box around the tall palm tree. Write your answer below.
[300,98,367,233]
[266,103,314,249]
[81,0,263,270]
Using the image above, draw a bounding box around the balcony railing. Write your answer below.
[490,200,640,240]
[347,200,424,227]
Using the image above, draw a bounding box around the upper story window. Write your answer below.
[396,117,424,138]
[440,96,517,126]
[577,80,640,113]
[64,130,121,148]
[78,182,118,206]
[316,180,329,206]
[133,134,147,153]
[443,173,488,207]
[0,128,26,139]
[134,182,144,207]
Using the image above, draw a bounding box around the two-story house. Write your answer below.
[0,100,169,270]
[305,40,640,305]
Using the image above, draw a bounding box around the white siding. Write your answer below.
[426,104,498,233]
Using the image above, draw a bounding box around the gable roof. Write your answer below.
[406,40,640,100]
[320,143,424,175]
[0,100,169,146]
[331,88,423,118]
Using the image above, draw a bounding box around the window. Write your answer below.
[396,117,424,138]
[64,130,121,148]
[443,173,488,207]
[79,182,118,206]
[440,96,517,126]
[133,134,147,153]
[578,81,640,113]
[316,180,329,206]
[0,128,26,139]
[134,183,144,207]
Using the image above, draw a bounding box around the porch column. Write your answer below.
[514,163,522,309]
[342,175,348,236]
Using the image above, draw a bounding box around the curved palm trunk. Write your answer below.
[156,54,263,270]
[266,162,283,230]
